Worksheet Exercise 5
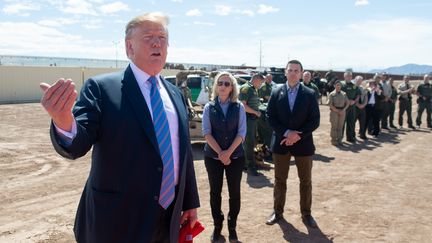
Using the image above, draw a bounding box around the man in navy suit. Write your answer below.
[40,12,200,243]
[265,60,320,228]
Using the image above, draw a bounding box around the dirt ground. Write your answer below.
[1,102,432,243]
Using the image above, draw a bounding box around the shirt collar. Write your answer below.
[286,81,300,92]
[217,96,230,105]
[129,61,161,87]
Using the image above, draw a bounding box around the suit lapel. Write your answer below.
[121,66,159,153]
[279,84,292,113]
[291,83,304,114]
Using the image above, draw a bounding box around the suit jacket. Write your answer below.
[266,83,320,156]
[50,65,200,243]
[367,89,385,110]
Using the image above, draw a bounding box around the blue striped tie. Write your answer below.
[148,76,175,209]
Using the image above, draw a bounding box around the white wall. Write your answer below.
[0,66,180,104]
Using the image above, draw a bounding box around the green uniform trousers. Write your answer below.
[416,101,432,127]
[398,98,413,127]
[244,117,257,170]
[344,105,356,141]
[256,117,272,148]
[389,101,396,127]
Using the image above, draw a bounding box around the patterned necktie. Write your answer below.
[148,76,175,209]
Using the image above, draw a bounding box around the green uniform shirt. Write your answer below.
[181,86,192,102]
[341,81,360,100]
[328,90,348,108]
[239,82,261,111]
[303,82,320,100]
[417,83,432,100]
[258,82,273,102]
[398,82,412,99]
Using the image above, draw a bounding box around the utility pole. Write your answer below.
[112,41,120,68]
[259,40,262,68]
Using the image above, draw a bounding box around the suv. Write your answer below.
[266,67,287,84]
[164,75,176,85]
[185,74,212,105]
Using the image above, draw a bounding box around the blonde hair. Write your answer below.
[211,72,239,102]
[125,12,169,39]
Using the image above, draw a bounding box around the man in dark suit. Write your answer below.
[40,12,200,243]
[265,60,320,228]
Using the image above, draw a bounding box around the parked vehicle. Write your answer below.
[164,75,176,85]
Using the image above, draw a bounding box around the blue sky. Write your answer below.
[1,0,431,71]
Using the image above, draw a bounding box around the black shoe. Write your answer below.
[211,227,222,242]
[408,125,416,130]
[359,135,368,140]
[382,126,390,130]
[302,215,318,228]
[266,212,283,225]
[228,229,238,243]
[390,125,397,129]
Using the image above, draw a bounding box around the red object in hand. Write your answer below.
[178,220,205,243]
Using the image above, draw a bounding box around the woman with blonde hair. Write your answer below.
[202,72,246,243]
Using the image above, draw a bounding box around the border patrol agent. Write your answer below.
[341,72,360,142]
[257,74,275,155]
[328,81,349,145]
[239,74,265,176]
[416,74,432,128]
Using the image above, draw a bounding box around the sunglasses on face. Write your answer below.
[217,81,231,87]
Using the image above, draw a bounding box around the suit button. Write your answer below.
[225,137,228,139]
[157,167,162,172]
[153,196,158,201]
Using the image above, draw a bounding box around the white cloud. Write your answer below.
[259,18,432,70]
[61,0,98,15]
[257,4,279,14]
[193,21,215,26]
[170,17,432,70]
[0,22,125,59]
[38,18,79,27]
[100,1,129,14]
[215,5,232,16]
[171,0,183,2]
[2,2,40,15]
[355,0,370,6]
[82,19,103,29]
[186,9,202,17]
[240,10,254,17]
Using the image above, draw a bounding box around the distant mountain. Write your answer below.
[370,64,432,75]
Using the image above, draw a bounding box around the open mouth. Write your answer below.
[151,52,161,57]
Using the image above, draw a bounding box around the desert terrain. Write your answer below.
[1,102,431,243]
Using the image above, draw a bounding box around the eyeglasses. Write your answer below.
[217,81,231,87]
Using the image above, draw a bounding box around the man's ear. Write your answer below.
[125,39,133,57]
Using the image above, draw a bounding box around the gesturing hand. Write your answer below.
[40,79,77,132]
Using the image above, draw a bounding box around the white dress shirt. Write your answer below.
[56,62,180,184]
